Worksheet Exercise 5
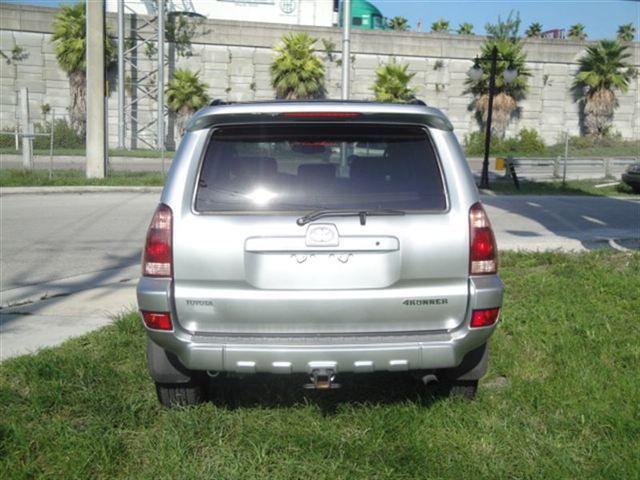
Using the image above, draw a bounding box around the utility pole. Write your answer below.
[157,0,165,153]
[86,0,106,178]
[117,0,125,149]
[19,87,33,169]
[341,0,351,100]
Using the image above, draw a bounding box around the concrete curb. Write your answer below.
[0,185,163,195]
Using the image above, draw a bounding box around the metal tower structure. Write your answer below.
[116,0,197,151]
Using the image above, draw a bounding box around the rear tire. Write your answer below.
[440,380,478,399]
[155,382,205,407]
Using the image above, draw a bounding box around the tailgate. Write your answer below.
[173,214,469,334]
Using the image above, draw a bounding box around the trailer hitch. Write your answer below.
[304,368,341,390]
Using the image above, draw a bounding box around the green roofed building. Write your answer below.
[339,0,387,30]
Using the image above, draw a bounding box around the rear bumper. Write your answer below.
[146,327,496,374]
[137,275,503,374]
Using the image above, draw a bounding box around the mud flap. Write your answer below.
[147,337,197,384]
[438,342,488,381]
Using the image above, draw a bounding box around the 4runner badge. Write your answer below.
[403,298,449,306]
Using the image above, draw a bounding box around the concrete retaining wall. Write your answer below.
[1,3,638,149]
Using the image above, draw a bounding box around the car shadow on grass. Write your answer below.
[206,372,445,413]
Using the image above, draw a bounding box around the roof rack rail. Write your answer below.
[208,98,427,107]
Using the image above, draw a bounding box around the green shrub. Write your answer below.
[568,130,622,151]
[464,128,545,155]
[0,128,17,148]
[34,119,85,149]
[568,135,596,150]
[516,128,545,153]
[463,131,509,155]
[0,119,85,151]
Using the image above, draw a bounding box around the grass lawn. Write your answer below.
[0,147,175,158]
[1,251,639,478]
[482,140,639,159]
[482,178,638,197]
[0,169,165,187]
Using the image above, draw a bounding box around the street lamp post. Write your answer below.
[481,46,498,189]
[468,47,518,189]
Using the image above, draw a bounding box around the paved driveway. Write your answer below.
[483,194,640,251]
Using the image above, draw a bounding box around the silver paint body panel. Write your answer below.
[136,101,504,373]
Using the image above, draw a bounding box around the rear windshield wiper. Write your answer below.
[296,209,406,226]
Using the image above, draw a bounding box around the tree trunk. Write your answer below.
[584,88,616,137]
[69,70,87,138]
[176,105,193,138]
[476,92,517,139]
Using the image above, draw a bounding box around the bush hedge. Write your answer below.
[0,119,84,150]
[464,128,546,156]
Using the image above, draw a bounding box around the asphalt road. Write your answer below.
[1,192,154,300]
[2,191,638,303]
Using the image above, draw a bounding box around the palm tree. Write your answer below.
[484,11,520,40]
[525,22,543,38]
[372,63,416,103]
[457,23,474,35]
[388,16,410,31]
[165,69,210,136]
[617,23,636,42]
[568,24,587,41]
[431,19,450,33]
[465,38,531,138]
[573,40,633,137]
[270,33,325,100]
[467,14,530,138]
[52,3,115,137]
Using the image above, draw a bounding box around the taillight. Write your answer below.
[143,203,172,277]
[469,202,497,275]
[141,310,172,330]
[470,308,500,328]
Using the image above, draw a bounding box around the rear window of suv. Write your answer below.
[194,124,446,212]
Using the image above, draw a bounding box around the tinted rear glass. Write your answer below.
[195,124,446,212]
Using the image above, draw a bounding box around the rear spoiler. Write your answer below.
[186,111,453,132]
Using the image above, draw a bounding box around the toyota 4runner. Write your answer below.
[137,100,504,406]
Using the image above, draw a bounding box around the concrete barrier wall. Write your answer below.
[1,3,638,149]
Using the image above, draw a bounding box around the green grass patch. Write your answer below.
[464,130,639,158]
[1,251,639,478]
[482,178,638,197]
[0,169,165,187]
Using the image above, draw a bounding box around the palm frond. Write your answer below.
[372,63,416,103]
[270,33,325,100]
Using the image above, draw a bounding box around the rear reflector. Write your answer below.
[141,311,172,331]
[279,112,362,119]
[469,202,497,275]
[470,308,500,328]
[143,203,172,277]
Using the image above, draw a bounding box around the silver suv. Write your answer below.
[137,101,504,406]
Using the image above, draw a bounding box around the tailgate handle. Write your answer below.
[245,236,399,253]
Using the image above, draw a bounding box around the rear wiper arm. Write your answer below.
[296,209,405,226]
